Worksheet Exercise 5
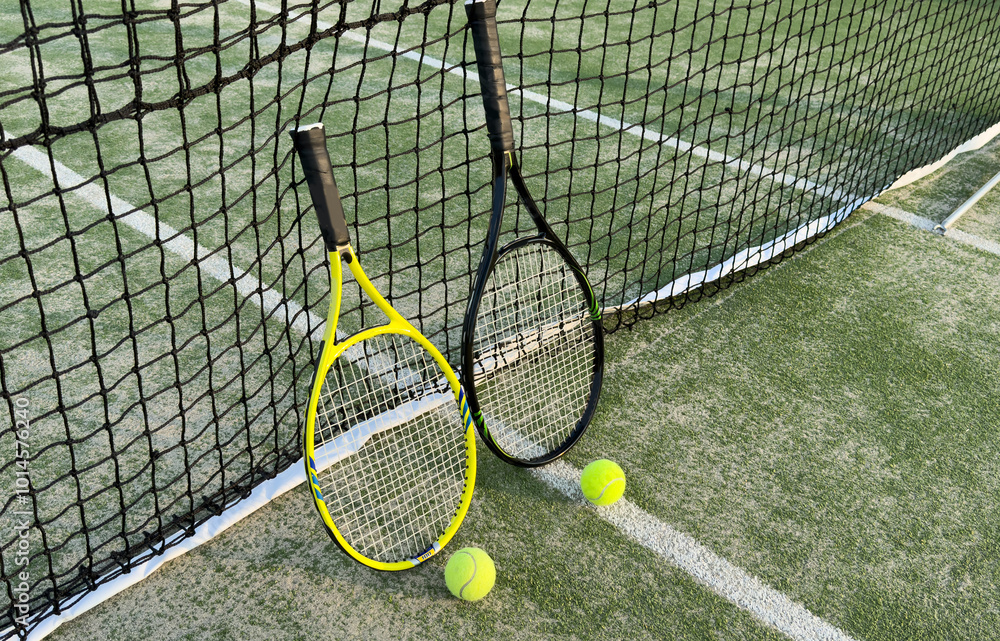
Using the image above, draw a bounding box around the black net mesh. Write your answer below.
[1,0,999,636]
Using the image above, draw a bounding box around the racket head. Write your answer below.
[304,326,476,571]
[462,236,605,467]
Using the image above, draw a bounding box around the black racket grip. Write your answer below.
[466,0,514,153]
[289,123,351,252]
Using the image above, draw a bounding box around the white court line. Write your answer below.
[471,421,857,641]
[535,461,858,641]
[7,136,328,342]
[9,135,427,382]
[862,202,1000,257]
[238,0,853,205]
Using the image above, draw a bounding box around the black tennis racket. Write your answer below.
[462,0,605,468]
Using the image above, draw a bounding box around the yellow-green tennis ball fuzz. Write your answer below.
[445,547,495,601]
[580,459,626,506]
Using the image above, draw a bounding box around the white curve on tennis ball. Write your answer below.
[458,550,479,599]
[593,476,625,501]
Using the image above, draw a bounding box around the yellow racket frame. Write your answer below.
[303,247,477,571]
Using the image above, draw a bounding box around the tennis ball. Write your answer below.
[445,547,496,601]
[580,459,626,506]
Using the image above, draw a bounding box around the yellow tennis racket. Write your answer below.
[290,123,476,571]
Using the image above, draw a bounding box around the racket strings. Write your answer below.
[313,333,468,564]
[473,243,596,460]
